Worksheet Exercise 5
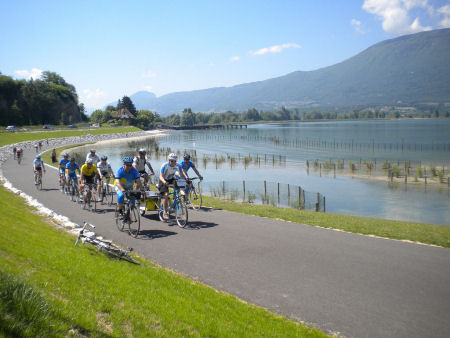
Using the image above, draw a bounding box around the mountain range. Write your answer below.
[122,28,450,115]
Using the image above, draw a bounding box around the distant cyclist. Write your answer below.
[13,146,17,159]
[158,153,187,220]
[33,154,46,183]
[86,149,100,165]
[97,155,114,196]
[80,158,101,204]
[59,153,70,191]
[16,148,23,163]
[133,148,155,187]
[180,153,203,195]
[65,157,80,188]
[115,156,142,216]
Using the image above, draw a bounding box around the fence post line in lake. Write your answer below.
[315,193,319,212]
[323,196,326,212]
[243,180,245,202]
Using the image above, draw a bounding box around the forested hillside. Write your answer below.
[0,71,85,126]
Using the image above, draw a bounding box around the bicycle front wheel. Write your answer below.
[175,200,188,228]
[190,185,202,210]
[115,207,125,231]
[128,205,141,238]
[103,243,140,265]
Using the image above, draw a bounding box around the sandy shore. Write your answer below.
[93,129,168,145]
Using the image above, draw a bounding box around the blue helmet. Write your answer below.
[36,154,41,159]
[123,156,133,163]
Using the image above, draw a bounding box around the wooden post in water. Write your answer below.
[315,193,319,212]
[297,186,301,208]
[243,180,246,202]
[302,189,305,209]
[222,181,225,197]
[322,196,326,212]
[277,182,280,204]
[264,180,267,200]
[405,175,407,183]
[287,184,290,204]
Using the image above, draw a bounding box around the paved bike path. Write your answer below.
[2,155,450,338]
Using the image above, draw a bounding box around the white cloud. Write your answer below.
[143,86,153,92]
[141,69,156,78]
[351,18,365,34]
[230,56,240,62]
[249,43,301,56]
[83,88,105,99]
[362,0,432,35]
[14,68,43,80]
[438,5,450,28]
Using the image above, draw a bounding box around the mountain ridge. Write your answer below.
[121,28,450,115]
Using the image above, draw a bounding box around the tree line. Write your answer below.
[0,71,87,126]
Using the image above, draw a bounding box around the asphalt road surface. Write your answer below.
[2,153,450,338]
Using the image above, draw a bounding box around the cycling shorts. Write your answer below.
[83,175,95,185]
[35,167,42,171]
[59,167,66,174]
[114,186,135,205]
[66,173,77,179]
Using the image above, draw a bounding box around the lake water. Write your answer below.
[77,119,450,225]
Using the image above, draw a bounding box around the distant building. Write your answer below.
[114,108,135,119]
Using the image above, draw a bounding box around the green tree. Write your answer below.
[118,96,136,115]
[135,110,155,128]
[181,108,195,126]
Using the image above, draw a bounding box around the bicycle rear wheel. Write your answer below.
[105,244,140,265]
[189,185,202,210]
[128,205,141,238]
[175,199,188,228]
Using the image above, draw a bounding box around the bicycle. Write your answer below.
[159,179,188,228]
[75,222,139,265]
[59,174,66,193]
[34,170,43,190]
[81,183,97,212]
[16,153,22,164]
[115,190,141,238]
[99,176,114,205]
[67,176,79,202]
[185,177,202,210]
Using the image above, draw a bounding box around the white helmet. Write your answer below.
[168,153,177,161]
[138,148,146,154]
[86,158,94,164]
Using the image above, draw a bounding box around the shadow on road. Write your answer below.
[137,229,177,240]
[40,188,60,192]
[185,221,218,230]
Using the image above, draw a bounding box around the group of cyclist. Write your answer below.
[32,147,203,220]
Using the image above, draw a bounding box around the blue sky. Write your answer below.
[1,0,449,110]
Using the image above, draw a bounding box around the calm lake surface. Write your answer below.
[81,119,450,225]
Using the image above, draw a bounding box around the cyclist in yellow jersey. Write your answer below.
[80,158,102,203]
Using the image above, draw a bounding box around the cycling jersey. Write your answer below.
[115,166,139,190]
[160,162,182,180]
[179,160,195,173]
[80,163,98,177]
[65,162,79,178]
[97,161,112,175]
[86,153,100,164]
[133,156,149,172]
[33,159,44,168]
[59,158,69,174]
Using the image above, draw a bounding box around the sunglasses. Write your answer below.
[124,163,132,166]
[169,160,176,163]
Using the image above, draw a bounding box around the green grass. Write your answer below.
[0,185,326,337]
[41,143,92,166]
[0,126,141,147]
[201,196,450,248]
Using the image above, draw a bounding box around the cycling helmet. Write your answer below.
[86,158,94,164]
[63,153,69,157]
[36,154,41,159]
[168,153,178,161]
[183,153,191,160]
[138,148,146,154]
[123,156,133,163]
[101,155,108,160]
[70,157,75,162]
[90,149,96,153]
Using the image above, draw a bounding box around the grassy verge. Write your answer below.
[201,196,450,248]
[0,185,326,337]
[41,143,92,166]
[0,126,141,147]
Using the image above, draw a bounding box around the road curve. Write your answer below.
[2,151,450,338]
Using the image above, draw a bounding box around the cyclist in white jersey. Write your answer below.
[97,155,114,196]
[86,149,100,165]
[133,148,155,187]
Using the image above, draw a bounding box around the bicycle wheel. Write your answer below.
[175,199,188,228]
[115,206,125,231]
[128,204,141,238]
[70,184,76,201]
[105,244,140,265]
[158,203,167,222]
[139,200,146,216]
[38,176,42,190]
[92,189,97,212]
[189,186,201,210]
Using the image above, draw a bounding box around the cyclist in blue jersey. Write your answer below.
[65,157,80,188]
[180,153,203,195]
[59,153,70,191]
[159,153,188,220]
[115,156,142,214]
[33,154,46,183]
